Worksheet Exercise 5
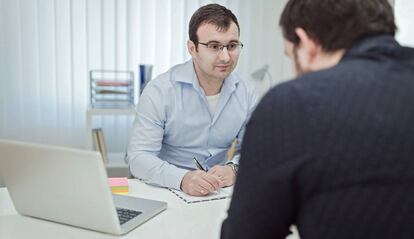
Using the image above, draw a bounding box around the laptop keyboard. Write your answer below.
[116,208,142,225]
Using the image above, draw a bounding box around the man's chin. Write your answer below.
[215,71,232,80]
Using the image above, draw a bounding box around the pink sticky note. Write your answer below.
[108,177,128,187]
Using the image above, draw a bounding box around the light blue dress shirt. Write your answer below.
[126,60,257,190]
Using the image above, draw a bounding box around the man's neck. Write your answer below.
[192,62,225,96]
[198,76,224,96]
[311,49,346,71]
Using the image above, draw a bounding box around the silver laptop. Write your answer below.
[0,139,167,235]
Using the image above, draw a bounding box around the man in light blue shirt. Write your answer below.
[126,4,256,196]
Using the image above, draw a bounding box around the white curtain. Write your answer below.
[0,0,291,151]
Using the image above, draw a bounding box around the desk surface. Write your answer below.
[0,180,231,239]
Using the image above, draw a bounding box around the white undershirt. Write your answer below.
[206,93,220,115]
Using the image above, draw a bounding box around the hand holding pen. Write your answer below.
[193,154,235,188]
[180,157,221,196]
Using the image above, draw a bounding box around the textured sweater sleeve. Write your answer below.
[221,83,308,239]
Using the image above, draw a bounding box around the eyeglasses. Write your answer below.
[198,41,244,53]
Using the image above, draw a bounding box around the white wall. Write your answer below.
[395,0,414,47]
[236,0,292,96]
[0,0,291,151]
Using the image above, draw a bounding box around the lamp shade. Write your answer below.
[251,65,269,81]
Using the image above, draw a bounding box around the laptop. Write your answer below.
[0,139,167,235]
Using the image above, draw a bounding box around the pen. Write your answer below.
[193,157,207,172]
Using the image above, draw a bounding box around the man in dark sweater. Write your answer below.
[221,0,414,238]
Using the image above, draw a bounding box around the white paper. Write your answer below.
[169,186,233,204]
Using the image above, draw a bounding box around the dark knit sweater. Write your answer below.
[221,35,414,239]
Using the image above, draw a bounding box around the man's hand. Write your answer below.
[181,170,222,196]
[207,165,236,187]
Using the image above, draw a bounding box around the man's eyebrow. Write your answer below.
[204,40,239,44]
[204,40,220,44]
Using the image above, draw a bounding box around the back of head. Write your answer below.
[188,4,240,46]
[279,0,397,51]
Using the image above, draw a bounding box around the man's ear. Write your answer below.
[295,28,318,60]
[187,40,197,57]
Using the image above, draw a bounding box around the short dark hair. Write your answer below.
[189,4,240,47]
[279,0,397,52]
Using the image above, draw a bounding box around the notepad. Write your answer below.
[108,177,129,195]
[169,186,233,204]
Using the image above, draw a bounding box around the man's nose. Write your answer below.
[218,47,231,62]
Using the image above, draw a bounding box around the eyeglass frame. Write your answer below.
[197,41,244,53]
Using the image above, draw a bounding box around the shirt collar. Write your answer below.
[341,34,400,61]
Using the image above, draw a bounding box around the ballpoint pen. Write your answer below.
[193,157,207,172]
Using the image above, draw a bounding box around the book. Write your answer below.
[92,128,100,154]
[139,64,153,93]
[169,186,233,204]
[92,128,108,164]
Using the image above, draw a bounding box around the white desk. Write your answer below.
[0,180,231,239]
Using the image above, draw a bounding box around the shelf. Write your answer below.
[87,107,136,116]
[90,70,135,108]
[85,106,136,150]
